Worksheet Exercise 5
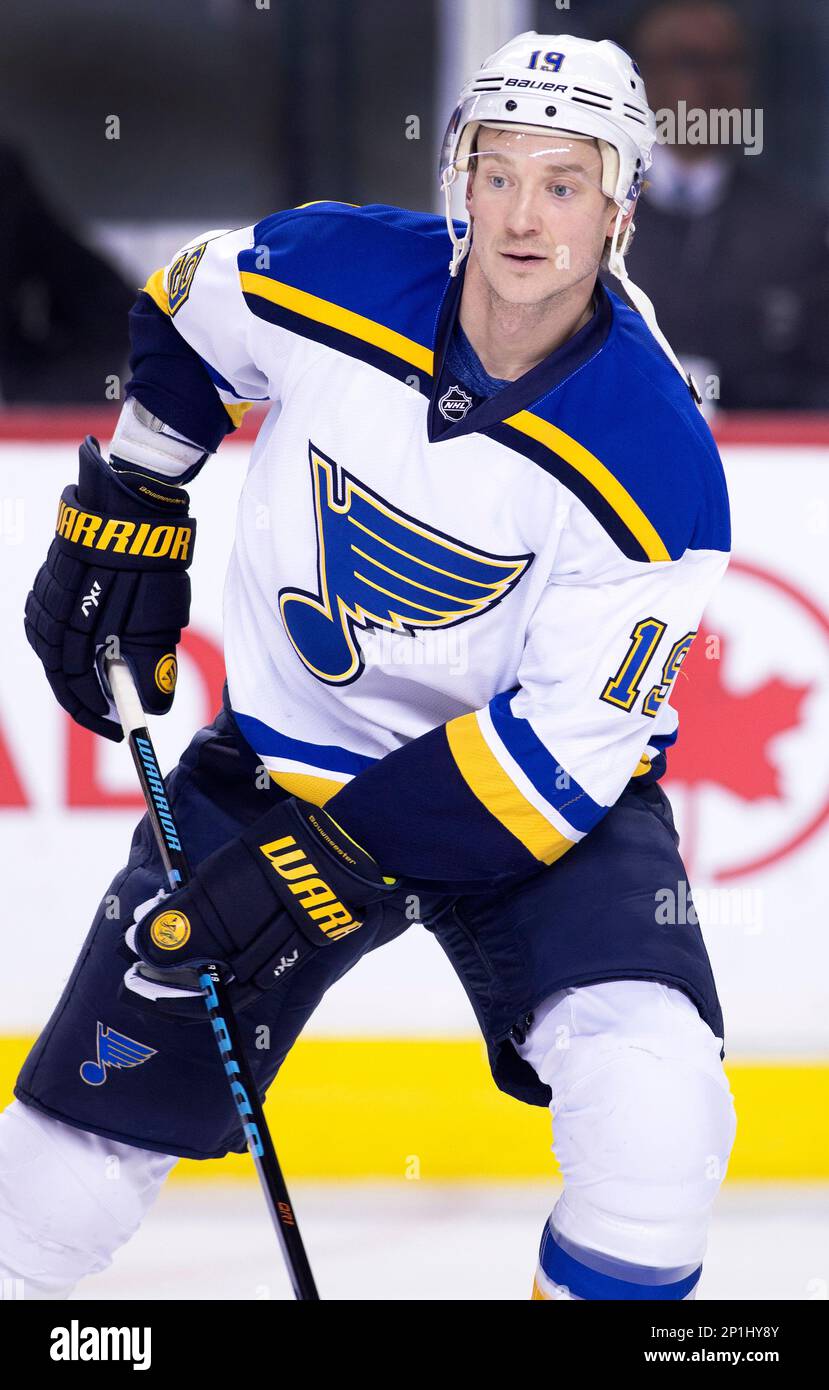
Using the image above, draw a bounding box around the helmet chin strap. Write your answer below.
[607,206,701,404]
[442,171,472,277]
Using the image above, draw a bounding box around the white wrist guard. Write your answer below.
[108,397,208,478]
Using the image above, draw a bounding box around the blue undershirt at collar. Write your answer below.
[427,269,610,444]
[444,319,512,397]
[444,293,600,403]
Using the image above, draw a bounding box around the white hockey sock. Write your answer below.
[0,1099,177,1299]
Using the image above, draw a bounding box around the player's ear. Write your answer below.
[605,202,633,241]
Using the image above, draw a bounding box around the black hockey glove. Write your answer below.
[121,797,398,1016]
[24,435,196,741]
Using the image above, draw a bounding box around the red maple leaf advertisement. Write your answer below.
[668,630,811,800]
[666,611,820,880]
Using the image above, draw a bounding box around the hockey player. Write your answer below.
[3,32,735,1300]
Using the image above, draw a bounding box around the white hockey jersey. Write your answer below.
[126,201,731,889]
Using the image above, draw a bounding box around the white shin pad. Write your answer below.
[515,980,737,1274]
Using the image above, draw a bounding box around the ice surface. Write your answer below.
[73,1181,829,1301]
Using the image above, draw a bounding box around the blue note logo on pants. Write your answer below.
[80,1023,157,1087]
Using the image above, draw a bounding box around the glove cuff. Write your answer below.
[79,435,190,516]
[250,798,397,945]
[286,800,396,893]
[194,797,396,949]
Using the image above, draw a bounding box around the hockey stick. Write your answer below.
[105,656,320,1301]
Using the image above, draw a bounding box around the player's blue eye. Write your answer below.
[551,184,574,198]
[488,174,508,189]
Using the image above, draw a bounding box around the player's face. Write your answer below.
[464,132,619,306]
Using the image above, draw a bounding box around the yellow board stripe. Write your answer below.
[1,1037,826,1180]
[143,267,170,316]
[238,271,435,375]
[505,410,672,563]
[446,712,574,865]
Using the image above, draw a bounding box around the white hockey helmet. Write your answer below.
[439,32,699,400]
[439,32,655,220]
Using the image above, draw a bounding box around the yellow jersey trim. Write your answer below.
[268,769,341,806]
[238,271,435,375]
[505,410,672,564]
[143,267,170,316]
[446,712,574,866]
[223,401,253,428]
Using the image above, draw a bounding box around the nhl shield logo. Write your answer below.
[438,385,473,423]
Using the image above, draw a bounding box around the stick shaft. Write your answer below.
[107,657,320,1301]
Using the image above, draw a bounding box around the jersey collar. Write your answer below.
[427,260,613,444]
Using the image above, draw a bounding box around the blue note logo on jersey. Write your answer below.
[79,1023,157,1087]
[279,443,533,685]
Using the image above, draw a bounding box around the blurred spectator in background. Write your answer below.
[0,142,133,403]
[619,0,829,409]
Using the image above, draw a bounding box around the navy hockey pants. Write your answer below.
[16,699,725,1159]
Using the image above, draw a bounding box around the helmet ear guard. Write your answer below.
[438,31,700,402]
